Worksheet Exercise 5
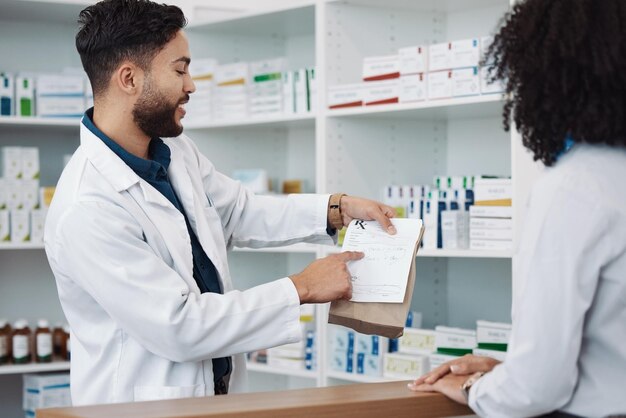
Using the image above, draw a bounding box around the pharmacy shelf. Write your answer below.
[246,362,317,379]
[189,3,315,37]
[0,243,45,250]
[184,113,316,131]
[0,361,70,376]
[325,370,399,384]
[326,95,504,121]
[324,245,512,259]
[231,243,319,254]
[0,116,80,128]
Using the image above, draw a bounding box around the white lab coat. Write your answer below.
[44,121,334,405]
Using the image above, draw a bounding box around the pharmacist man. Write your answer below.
[44,0,397,406]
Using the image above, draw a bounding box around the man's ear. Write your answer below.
[113,61,143,96]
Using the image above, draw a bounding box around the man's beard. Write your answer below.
[132,77,187,139]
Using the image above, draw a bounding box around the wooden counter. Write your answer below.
[38,381,473,418]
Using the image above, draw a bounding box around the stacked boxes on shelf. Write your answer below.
[214,62,249,121]
[0,71,92,117]
[472,320,511,361]
[0,147,54,244]
[328,325,388,378]
[249,58,285,118]
[184,56,316,123]
[186,58,217,124]
[382,175,512,251]
[327,36,505,110]
[470,177,513,251]
[248,304,316,371]
[23,373,71,417]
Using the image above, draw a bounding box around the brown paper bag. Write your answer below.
[328,225,424,339]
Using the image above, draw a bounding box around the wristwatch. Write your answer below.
[328,193,346,230]
[461,371,485,401]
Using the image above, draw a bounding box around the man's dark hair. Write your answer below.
[485,0,626,166]
[76,0,187,96]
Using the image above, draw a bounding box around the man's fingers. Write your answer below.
[338,251,365,261]
[407,382,434,392]
[424,364,452,384]
[372,209,396,235]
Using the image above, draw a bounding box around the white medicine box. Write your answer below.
[451,38,480,69]
[2,146,23,179]
[398,46,428,75]
[399,74,427,103]
[363,80,400,106]
[21,147,40,180]
[328,84,364,109]
[428,42,453,72]
[428,71,453,100]
[362,55,400,82]
[0,209,9,242]
[452,67,480,97]
[10,209,29,243]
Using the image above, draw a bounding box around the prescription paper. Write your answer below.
[328,218,424,338]
[342,218,423,303]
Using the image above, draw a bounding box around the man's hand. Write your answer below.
[289,251,364,303]
[340,196,397,235]
[407,373,469,405]
[412,354,500,386]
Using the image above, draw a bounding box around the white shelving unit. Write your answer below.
[0,362,70,376]
[1,0,544,412]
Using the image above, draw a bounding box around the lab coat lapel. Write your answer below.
[167,143,231,292]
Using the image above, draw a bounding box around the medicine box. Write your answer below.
[470,239,513,251]
[328,83,364,109]
[294,69,309,114]
[364,79,400,106]
[15,76,35,117]
[23,373,71,411]
[0,72,14,116]
[399,74,427,103]
[330,348,354,373]
[190,58,218,81]
[398,328,436,355]
[22,179,40,210]
[215,62,249,87]
[428,42,453,72]
[356,352,383,376]
[36,74,84,97]
[451,38,480,69]
[308,68,317,112]
[362,55,400,82]
[476,320,512,345]
[267,356,305,370]
[355,334,388,356]
[5,179,23,210]
[37,96,86,117]
[469,217,512,229]
[398,46,428,75]
[405,310,422,328]
[11,209,30,243]
[383,353,429,379]
[474,178,512,206]
[21,147,40,180]
[452,67,480,97]
[427,71,452,100]
[0,209,9,241]
[329,326,355,352]
[435,326,477,350]
[469,228,513,241]
[2,146,23,179]
[469,205,512,219]
[441,210,469,250]
[30,209,46,244]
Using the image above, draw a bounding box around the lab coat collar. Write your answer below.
[79,117,177,210]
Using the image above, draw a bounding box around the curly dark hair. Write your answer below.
[484,0,626,166]
[76,0,186,96]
